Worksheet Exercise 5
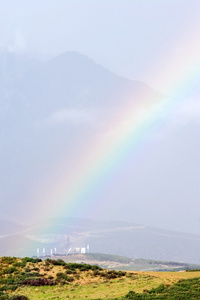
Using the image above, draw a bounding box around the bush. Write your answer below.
[24,268,31,273]
[73,274,80,280]
[64,263,102,272]
[3,275,15,285]
[55,259,66,266]
[31,267,39,271]
[65,270,73,274]
[149,283,166,294]
[124,290,138,299]
[66,276,74,282]
[21,278,56,286]
[44,259,66,266]
[12,262,25,268]
[21,258,42,264]
[2,267,17,275]
[93,270,100,276]
[0,257,17,265]
[100,270,120,279]
[10,296,29,300]
[56,272,67,280]
[118,271,126,276]
[0,296,9,300]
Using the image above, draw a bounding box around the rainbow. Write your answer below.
[31,17,200,227]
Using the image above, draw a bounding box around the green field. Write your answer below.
[1,257,200,299]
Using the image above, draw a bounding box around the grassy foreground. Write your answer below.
[0,257,200,299]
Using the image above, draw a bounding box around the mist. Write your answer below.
[1,0,200,242]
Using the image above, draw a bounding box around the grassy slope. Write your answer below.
[13,271,200,299]
[1,257,200,299]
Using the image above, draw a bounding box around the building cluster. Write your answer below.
[36,243,90,257]
[68,245,89,254]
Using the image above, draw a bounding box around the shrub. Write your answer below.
[65,270,73,274]
[0,295,9,300]
[118,271,126,277]
[73,274,80,280]
[21,278,56,286]
[21,258,42,264]
[31,267,39,271]
[0,257,17,265]
[149,283,166,294]
[65,263,101,272]
[2,267,17,275]
[12,262,25,268]
[55,259,66,266]
[44,259,66,266]
[56,272,67,280]
[124,290,137,299]
[3,275,15,285]
[93,270,100,276]
[66,276,74,282]
[10,296,29,300]
[24,268,31,273]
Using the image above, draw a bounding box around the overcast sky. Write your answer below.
[0,0,200,90]
[1,1,200,234]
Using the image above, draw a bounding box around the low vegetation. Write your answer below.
[0,256,200,299]
[117,277,200,299]
[64,253,200,272]
[86,253,132,264]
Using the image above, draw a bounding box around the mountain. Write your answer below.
[1,50,158,125]
[0,220,26,235]
[1,218,200,264]
[0,50,161,225]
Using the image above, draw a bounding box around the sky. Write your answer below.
[1,1,200,234]
[0,0,200,90]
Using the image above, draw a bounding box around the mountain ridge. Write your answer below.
[1,218,200,264]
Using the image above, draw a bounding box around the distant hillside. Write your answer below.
[49,253,200,272]
[0,50,158,128]
[1,51,199,265]
[0,235,44,258]
[0,50,161,227]
[1,218,200,264]
[0,220,25,235]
